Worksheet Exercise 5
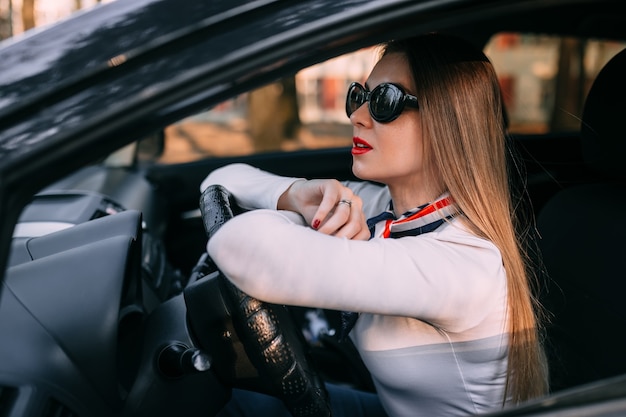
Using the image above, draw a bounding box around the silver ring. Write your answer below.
[338,199,352,207]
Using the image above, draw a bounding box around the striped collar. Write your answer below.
[368,193,459,239]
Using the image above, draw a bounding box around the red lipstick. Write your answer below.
[352,137,372,155]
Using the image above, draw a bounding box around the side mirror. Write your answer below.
[137,130,165,161]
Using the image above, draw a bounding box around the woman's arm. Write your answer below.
[200,163,301,210]
[207,209,506,333]
[201,163,378,239]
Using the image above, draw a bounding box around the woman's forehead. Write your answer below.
[366,52,415,92]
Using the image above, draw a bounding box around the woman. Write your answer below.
[203,32,548,417]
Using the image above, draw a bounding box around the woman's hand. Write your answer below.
[278,179,370,240]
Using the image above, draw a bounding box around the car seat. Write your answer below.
[537,47,626,392]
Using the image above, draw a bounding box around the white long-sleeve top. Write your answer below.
[202,163,509,417]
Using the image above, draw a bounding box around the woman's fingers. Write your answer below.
[283,178,369,239]
[310,180,345,228]
[330,214,371,240]
[316,195,370,240]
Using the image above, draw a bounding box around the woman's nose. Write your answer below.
[349,102,372,127]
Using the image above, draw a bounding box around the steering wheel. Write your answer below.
[198,184,332,417]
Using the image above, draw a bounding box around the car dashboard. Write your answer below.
[1,165,230,417]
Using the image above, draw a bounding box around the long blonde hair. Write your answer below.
[383,33,549,404]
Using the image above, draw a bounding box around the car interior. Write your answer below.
[2,1,626,416]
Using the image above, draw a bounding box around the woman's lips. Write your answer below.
[352,137,372,155]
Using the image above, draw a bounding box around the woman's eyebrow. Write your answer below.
[395,82,418,96]
[367,81,416,95]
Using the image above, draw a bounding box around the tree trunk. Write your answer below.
[247,77,301,152]
[550,38,584,132]
[22,0,35,31]
[0,0,13,40]
[74,0,82,11]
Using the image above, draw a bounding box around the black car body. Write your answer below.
[1,0,626,416]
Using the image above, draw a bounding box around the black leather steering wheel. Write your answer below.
[198,184,332,417]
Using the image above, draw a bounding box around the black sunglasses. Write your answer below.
[346,82,419,123]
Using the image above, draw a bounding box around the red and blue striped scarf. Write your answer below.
[367,193,458,239]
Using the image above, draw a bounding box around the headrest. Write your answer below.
[581,48,626,179]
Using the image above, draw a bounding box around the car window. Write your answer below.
[152,47,380,164]
[149,33,626,165]
[486,33,626,134]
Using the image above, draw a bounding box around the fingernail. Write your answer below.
[312,219,320,229]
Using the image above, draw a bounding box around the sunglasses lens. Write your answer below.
[346,82,412,122]
[346,83,366,116]
[370,84,402,122]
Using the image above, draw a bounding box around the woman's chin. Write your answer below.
[351,164,378,183]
